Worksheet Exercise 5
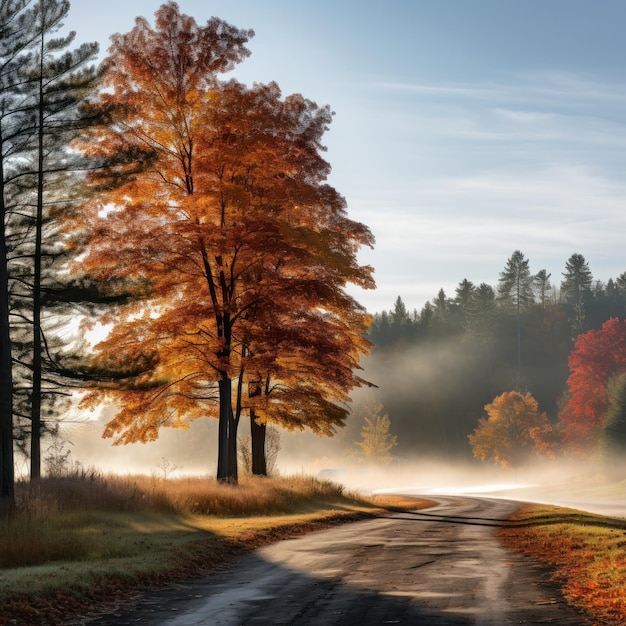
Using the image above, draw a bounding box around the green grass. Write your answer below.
[0,470,433,625]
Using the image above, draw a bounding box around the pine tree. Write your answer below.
[6,0,100,480]
[454,278,475,327]
[0,0,42,506]
[561,253,593,337]
[533,269,552,308]
[498,250,534,385]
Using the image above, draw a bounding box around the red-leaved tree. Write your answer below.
[560,317,626,453]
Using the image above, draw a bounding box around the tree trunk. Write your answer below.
[250,409,267,476]
[227,404,238,483]
[216,376,231,482]
[31,27,45,482]
[0,131,14,510]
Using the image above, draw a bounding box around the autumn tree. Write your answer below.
[559,317,626,453]
[468,390,555,468]
[71,3,254,482]
[245,299,372,470]
[74,3,374,482]
[354,397,397,464]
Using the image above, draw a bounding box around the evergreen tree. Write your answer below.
[561,253,593,303]
[498,250,535,310]
[498,251,534,385]
[533,269,552,308]
[465,283,497,338]
[454,278,475,327]
[465,282,498,387]
[391,295,409,327]
[561,253,593,337]
[418,300,434,332]
[8,0,100,480]
[0,0,42,506]
[616,271,626,294]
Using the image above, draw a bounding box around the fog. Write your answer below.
[274,427,626,518]
[44,337,626,519]
[51,413,626,520]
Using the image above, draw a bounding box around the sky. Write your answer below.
[63,0,626,314]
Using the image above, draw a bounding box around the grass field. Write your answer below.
[0,470,432,625]
[5,469,624,625]
[499,502,626,625]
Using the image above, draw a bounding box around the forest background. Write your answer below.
[65,248,626,479]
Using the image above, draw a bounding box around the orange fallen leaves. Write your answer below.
[499,504,626,624]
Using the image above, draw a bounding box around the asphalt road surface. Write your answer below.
[81,497,591,625]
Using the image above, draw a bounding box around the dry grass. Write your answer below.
[0,470,434,625]
[499,503,626,625]
[0,470,361,570]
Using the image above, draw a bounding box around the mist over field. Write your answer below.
[40,313,626,523]
[52,401,626,521]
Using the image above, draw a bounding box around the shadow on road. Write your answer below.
[82,499,591,626]
[84,556,483,625]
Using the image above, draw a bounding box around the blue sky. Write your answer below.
[65,1,626,313]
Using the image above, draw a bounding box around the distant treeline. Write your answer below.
[365,251,626,461]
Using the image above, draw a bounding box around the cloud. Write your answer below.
[490,108,556,123]
[349,164,626,312]
[371,72,626,107]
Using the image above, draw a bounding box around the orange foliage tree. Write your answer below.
[559,317,626,453]
[71,3,374,482]
[468,390,556,467]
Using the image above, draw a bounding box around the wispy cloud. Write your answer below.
[370,72,626,106]
[349,164,626,311]
[490,108,556,123]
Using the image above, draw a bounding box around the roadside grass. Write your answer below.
[499,503,626,625]
[0,470,433,625]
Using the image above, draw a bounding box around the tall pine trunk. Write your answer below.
[0,130,14,509]
[30,24,45,482]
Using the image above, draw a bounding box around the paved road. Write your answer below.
[80,497,590,625]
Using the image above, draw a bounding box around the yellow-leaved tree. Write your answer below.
[354,398,397,464]
[468,390,556,468]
